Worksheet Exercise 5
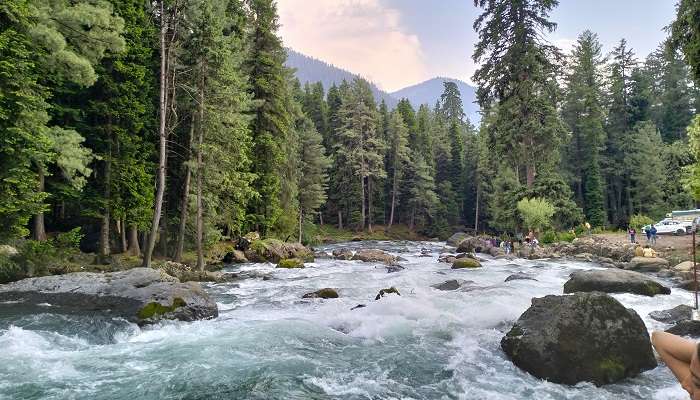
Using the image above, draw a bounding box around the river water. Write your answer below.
[0,241,694,399]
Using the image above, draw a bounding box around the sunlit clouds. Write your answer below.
[277,0,430,91]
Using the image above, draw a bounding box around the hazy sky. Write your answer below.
[277,0,678,92]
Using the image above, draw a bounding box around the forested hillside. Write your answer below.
[285,49,398,108]
[391,77,480,123]
[1,0,699,274]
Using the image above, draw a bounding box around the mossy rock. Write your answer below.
[451,258,482,269]
[277,258,305,269]
[137,297,187,320]
[302,288,339,299]
[375,286,401,300]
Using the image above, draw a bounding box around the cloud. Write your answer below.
[276,0,429,91]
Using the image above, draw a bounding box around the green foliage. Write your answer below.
[685,116,700,200]
[540,230,558,245]
[517,198,555,232]
[0,255,23,284]
[671,0,700,84]
[629,214,653,231]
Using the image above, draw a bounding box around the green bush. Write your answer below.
[54,227,84,251]
[540,230,558,244]
[0,255,23,284]
[630,214,654,231]
[517,198,555,232]
[558,231,577,243]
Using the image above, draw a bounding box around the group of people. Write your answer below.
[628,225,657,245]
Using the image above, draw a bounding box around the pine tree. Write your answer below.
[472,0,565,189]
[562,30,606,227]
[386,111,410,228]
[671,0,700,84]
[624,121,667,218]
[297,117,330,242]
[245,0,292,235]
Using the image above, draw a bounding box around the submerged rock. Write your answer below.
[0,268,218,325]
[385,265,405,273]
[563,269,670,297]
[501,292,656,386]
[375,287,400,300]
[438,254,456,264]
[451,258,482,269]
[302,288,339,299]
[351,249,398,265]
[432,279,472,291]
[277,258,305,269]
[504,272,537,282]
[649,304,694,324]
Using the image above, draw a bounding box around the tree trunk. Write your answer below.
[319,212,323,226]
[174,115,196,262]
[99,139,112,259]
[525,163,536,189]
[127,224,141,257]
[338,210,343,230]
[410,205,416,231]
[389,167,397,228]
[195,71,205,272]
[143,2,169,269]
[367,177,373,232]
[119,218,127,253]
[474,183,480,232]
[34,166,47,241]
[298,209,303,243]
[360,175,366,231]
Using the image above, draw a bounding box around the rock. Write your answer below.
[156,261,230,283]
[236,232,260,251]
[505,272,537,282]
[677,280,700,291]
[314,251,331,259]
[451,258,482,269]
[438,254,456,264]
[351,249,398,265]
[563,269,670,297]
[501,292,657,386]
[625,256,670,272]
[0,268,218,325]
[673,261,695,273]
[385,265,405,273]
[488,246,505,258]
[244,239,313,263]
[350,304,367,310]
[223,249,248,264]
[302,288,339,299]
[432,279,472,291]
[277,258,305,269]
[0,245,18,256]
[457,237,490,254]
[446,232,469,247]
[375,287,400,300]
[666,320,700,337]
[332,248,353,260]
[649,305,694,324]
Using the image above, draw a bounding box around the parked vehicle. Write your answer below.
[643,219,692,235]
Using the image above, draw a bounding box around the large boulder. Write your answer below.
[563,269,670,297]
[446,232,469,247]
[223,249,248,264]
[625,256,670,272]
[501,292,657,386]
[0,268,218,325]
[457,237,491,254]
[452,258,482,269]
[244,239,313,263]
[667,320,700,337]
[277,258,305,269]
[351,249,398,265]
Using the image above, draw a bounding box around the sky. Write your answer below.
[276,0,678,92]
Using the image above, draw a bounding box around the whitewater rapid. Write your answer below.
[0,241,694,399]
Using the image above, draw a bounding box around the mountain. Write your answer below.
[285,49,398,108]
[285,49,480,122]
[390,77,480,123]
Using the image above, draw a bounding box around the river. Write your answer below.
[0,241,694,399]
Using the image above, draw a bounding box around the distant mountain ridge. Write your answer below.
[285,49,480,122]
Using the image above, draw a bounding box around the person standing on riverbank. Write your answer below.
[651,225,658,245]
[628,227,636,243]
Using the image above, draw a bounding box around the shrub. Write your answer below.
[540,230,558,244]
[558,231,577,243]
[517,198,556,232]
[630,214,654,231]
[0,254,23,284]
